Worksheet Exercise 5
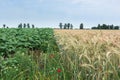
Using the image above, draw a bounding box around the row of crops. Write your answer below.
[0,28,59,58]
[1,29,120,80]
[54,30,120,80]
[0,28,60,80]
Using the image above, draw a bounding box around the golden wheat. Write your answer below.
[54,30,120,80]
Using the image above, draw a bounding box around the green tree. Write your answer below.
[65,23,68,29]
[3,24,6,28]
[108,25,110,29]
[102,24,108,29]
[110,24,114,29]
[59,23,62,29]
[18,23,22,28]
[80,23,83,29]
[32,24,35,28]
[91,27,97,29]
[23,23,26,28]
[27,23,30,28]
[64,23,67,29]
[70,24,73,29]
[68,23,71,29]
[97,24,101,29]
[114,26,119,29]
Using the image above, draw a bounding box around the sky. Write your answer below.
[0,0,120,28]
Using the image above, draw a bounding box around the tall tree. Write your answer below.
[108,25,110,29]
[102,24,108,29]
[66,23,68,29]
[3,24,6,28]
[97,24,101,29]
[18,23,22,28]
[64,23,67,29]
[27,23,30,28]
[23,23,26,28]
[110,24,114,29]
[80,23,84,29]
[59,23,62,29]
[32,24,35,28]
[70,24,73,29]
[68,23,71,29]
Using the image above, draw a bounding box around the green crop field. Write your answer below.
[0,28,59,80]
[0,29,120,80]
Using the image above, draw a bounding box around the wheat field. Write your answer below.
[54,30,120,80]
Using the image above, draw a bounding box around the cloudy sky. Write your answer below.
[0,0,120,28]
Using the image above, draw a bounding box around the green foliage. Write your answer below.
[27,23,30,28]
[64,23,67,29]
[67,23,71,29]
[0,28,60,80]
[70,24,73,29]
[92,24,120,30]
[114,26,119,29]
[63,23,73,29]
[23,23,26,28]
[0,28,58,58]
[59,23,62,29]
[18,23,22,28]
[3,24,6,28]
[0,53,37,80]
[32,24,35,28]
[80,23,84,29]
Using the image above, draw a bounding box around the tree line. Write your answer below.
[59,23,120,30]
[91,24,119,30]
[59,23,84,29]
[1,23,35,28]
[1,23,120,30]
[18,23,35,28]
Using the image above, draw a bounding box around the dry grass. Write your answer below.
[54,29,120,80]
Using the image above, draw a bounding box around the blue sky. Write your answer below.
[0,0,120,28]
